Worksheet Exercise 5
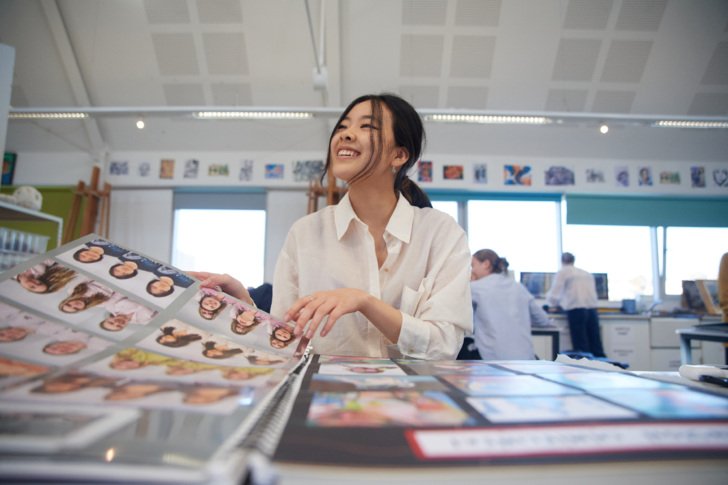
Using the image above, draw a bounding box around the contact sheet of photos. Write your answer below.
[273,356,728,468]
[0,234,308,484]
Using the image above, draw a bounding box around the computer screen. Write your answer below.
[520,271,609,300]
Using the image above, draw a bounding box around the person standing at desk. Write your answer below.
[547,252,606,357]
[190,93,472,360]
[470,249,551,360]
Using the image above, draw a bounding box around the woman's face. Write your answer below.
[101,314,131,331]
[62,299,87,313]
[201,296,222,311]
[274,327,292,341]
[19,276,48,293]
[149,279,173,295]
[0,326,30,342]
[78,249,103,263]
[236,309,256,326]
[44,340,86,355]
[470,257,491,281]
[111,263,137,277]
[330,100,398,183]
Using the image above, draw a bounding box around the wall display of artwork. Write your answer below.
[101,152,728,197]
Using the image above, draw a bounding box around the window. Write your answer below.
[467,200,560,279]
[662,226,728,296]
[171,191,267,287]
[562,225,653,301]
[431,200,459,224]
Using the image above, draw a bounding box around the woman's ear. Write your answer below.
[392,147,409,169]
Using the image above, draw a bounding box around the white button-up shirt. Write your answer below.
[271,193,472,359]
[547,265,599,310]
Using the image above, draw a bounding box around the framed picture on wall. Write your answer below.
[2,152,17,185]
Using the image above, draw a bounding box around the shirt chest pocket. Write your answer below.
[399,277,433,317]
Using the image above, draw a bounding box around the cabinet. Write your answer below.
[600,316,651,371]
[0,200,63,271]
[649,317,701,371]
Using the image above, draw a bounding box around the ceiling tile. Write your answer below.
[592,90,636,112]
[552,38,601,81]
[163,83,206,105]
[447,86,488,108]
[701,41,728,85]
[545,88,588,111]
[563,0,613,30]
[400,34,444,77]
[196,0,243,23]
[600,40,652,83]
[144,0,190,24]
[152,33,200,76]
[454,0,502,27]
[688,92,728,115]
[615,0,667,32]
[398,85,440,108]
[449,35,495,78]
[402,0,448,26]
[202,33,249,75]
[211,83,253,105]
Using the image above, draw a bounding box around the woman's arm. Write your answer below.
[187,271,253,305]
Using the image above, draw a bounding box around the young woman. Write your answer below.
[191,94,472,359]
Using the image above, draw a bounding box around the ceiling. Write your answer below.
[1,0,728,160]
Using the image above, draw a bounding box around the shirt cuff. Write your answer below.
[396,311,430,359]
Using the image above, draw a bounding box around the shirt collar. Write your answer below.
[334,192,414,243]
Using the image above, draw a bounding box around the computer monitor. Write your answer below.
[520,271,609,300]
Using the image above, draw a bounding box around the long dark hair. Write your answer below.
[322,93,431,208]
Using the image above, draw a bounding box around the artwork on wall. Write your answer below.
[1,152,17,185]
[417,161,433,182]
[544,166,574,186]
[292,160,324,182]
[239,160,254,182]
[265,164,284,179]
[183,159,199,179]
[659,170,680,185]
[615,166,629,187]
[159,159,175,179]
[503,164,531,186]
[711,168,727,187]
[138,162,151,177]
[108,161,129,176]
[208,164,229,177]
[637,167,653,186]
[690,166,706,188]
[473,164,487,184]
[443,165,464,180]
[585,169,605,183]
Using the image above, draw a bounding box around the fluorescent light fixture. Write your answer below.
[599,123,609,134]
[194,111,313,120]
[9,112,89,119]
[653,120,728,129]
[424,114,552,125]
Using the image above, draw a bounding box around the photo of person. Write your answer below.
[417,160,433,182]
[0,356,52,389]
[146,276,175,298]
[13,260,77,294]
[153,265,194,288]
[229,303,262,335]
[104,382,178,402]
[638,166,653,186]
[108,261,138,280]
[615,166,629,187]
[28,371,119,396]
[202,340,244,360]
[443,164,464,180]
[107,347,177,371]
[545,166,575,186]
[155,325,203,348]
[317,363,406,376]
[197,288,228,320]
[691,166,706,188]
[269,323,295,350]
[59,280,114,314]
[309,374,444,392]
[473,163,487,184]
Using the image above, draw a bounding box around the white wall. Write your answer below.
[0,44,13,160]
[109,189,174,263]
[265,189,308,282]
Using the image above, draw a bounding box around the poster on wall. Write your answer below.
[265,164,284,179]
[417,161,433,182]
[292,160,324,182]
[138,162,151,177]
[2,152,17,185]
[443,165,464,180]
[183,160,199,179]
[713,168,728,187]
[544,166,574,186]
[208,164,229,177]
[473,164,487,184]
[160,159,175,179]
[659,170,680,185]
[585,168,605,184]
[239,160,254,182]
[503,164,531,186]
[690,166,706,188]
[108,161,129,176]
[637,166,653,186]
[615,166,629,187]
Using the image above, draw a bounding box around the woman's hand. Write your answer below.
[284,288,370,339]
[187,271,254,305]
